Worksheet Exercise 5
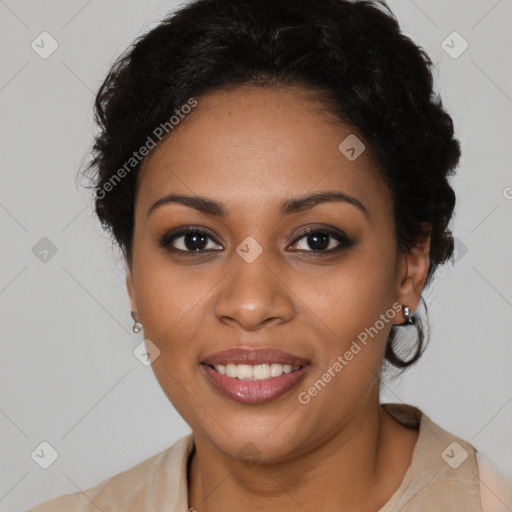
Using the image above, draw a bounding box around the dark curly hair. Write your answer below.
[84,0,460,369]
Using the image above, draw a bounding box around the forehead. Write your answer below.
[137,85,389,215]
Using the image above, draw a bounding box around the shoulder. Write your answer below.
[380,403,501,511]
[476,451,512,512]
[25,433,194,512]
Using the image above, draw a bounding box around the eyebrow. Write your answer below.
[147,191,369,219]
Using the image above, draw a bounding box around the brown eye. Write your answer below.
[160,228,223,254]
[289,227,354,253]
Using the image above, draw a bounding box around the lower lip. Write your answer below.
[202,364,310,405]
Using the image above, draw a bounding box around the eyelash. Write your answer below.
[159,226,354,256]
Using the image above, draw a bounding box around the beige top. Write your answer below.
[26,403,512,512]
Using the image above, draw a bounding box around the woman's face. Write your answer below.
[127,85,429,461]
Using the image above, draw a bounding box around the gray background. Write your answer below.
[0,0,511,510]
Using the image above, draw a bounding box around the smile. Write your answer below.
[200,347,311,404]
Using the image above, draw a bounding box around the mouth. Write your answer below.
[200,348,310,405]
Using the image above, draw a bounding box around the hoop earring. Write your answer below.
[401,305,415,325]
[131,311,143,333]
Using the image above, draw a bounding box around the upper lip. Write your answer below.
[201,347,310,367]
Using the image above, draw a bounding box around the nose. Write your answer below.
[212,250,296,332]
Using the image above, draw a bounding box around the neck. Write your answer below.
[187,399,418,512]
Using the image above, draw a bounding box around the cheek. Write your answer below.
[131,253,209,414]
[295,246,397,340]
[133,246,208,330]
[292,260,396,409]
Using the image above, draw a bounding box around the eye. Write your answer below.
[288,227,353,253]
[160,227,223,254]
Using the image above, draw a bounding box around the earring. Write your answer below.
[131,311,143,333]
[401,305,415,325]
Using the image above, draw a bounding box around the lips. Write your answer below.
[201,347,310,405]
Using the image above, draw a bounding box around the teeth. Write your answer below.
[270,363,283,377]
[213,363,301,380]
[237,364,253,380]
[226,364,238,378]
[253,364,271,379]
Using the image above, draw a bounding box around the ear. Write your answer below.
[126,269,137,313]
[394,224,431,320]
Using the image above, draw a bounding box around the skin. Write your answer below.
[126,85,431,511]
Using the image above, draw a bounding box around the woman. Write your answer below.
[27,0,511,510]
